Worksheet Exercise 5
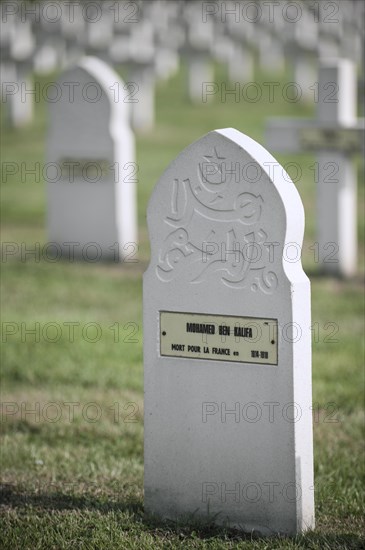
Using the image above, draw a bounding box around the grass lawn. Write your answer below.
[1,63,364,549]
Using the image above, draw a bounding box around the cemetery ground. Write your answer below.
[1,65,364,549]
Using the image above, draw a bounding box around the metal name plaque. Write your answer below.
[299,127,362,153]
[160,311,278,365]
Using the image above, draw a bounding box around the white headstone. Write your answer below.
[1,17,35,127]
[226,18,255,84]
[144,0,181,82]
[127,20,156,133]
[60,2,86,68]
[182,7,215,103]
[266,59,364,278]
[318,9,341,59]
[256,12,285,75]
[339,1,364,65]
[85,2,114,60]
[34,43,58,75]
[285,7,318,101]
[36,4,67,70]
[47,56,137,261]
[144,128,314,535]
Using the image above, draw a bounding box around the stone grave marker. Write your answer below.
[34,3,67,73]
[256,11,285,75]
[59,2,86,68]
[0,16,35,127]
[111,13,158,133]
[284,5,318,101]
[318,7,341,60]
[144,128,314,535]
[84,2,114,63]
[266,59,364,278]
[225,17,255,84]
[181,3,215,103]
[339,1,364,66]
[32,5,59,76]
[146,1,181,82]
[47,56,137,261]
[127,20,157,133]
[33,42,59,75]
[108,7,133,67]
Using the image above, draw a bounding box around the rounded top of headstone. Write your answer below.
[47,56,132,156]
[78,56,130,121]
[52,55,130,124]
[145,128,308,293]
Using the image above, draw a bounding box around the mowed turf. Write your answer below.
[1,64,364,549]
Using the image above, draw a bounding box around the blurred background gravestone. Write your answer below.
[47,56,137,261]
[266,59,364,278]
[1,7,35,127]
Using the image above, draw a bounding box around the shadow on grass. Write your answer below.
[1,484,364,547]
[0,482,142,515]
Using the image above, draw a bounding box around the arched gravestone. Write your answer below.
[47,56,137,261]
[144,129,314,535]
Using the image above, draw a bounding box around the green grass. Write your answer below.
[1,63,364,548]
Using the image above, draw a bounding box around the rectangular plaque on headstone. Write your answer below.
[160,311,278,365]
[300,126,363,153]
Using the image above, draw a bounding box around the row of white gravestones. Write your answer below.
[47,56,137,261]
[266,58,364,278]
[3,0,365,70]
[205,0,364,87]
[2,1,364,130]
[144,128,314,535]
